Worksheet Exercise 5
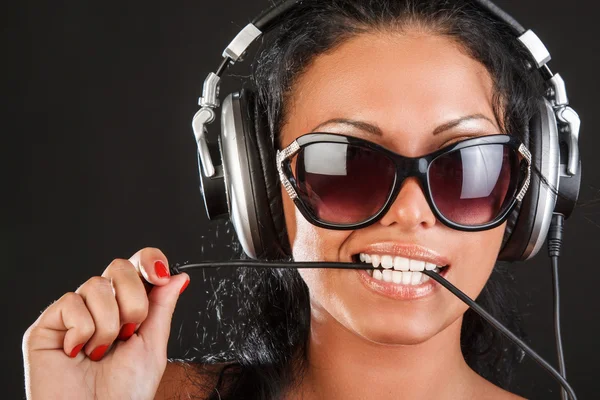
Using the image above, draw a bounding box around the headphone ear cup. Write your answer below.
[500,199,521,257]
[219,89,289,260]
[240,88,290,259]
[498,98,559,261]
[245,90,291,260]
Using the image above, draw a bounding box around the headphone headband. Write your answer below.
[251,0,526,35]
[195,0,578,180]
[225,0,528,64]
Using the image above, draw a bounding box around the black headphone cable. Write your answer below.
[548,213,567,400]
[171,260,577,399]
[423,265,576,400]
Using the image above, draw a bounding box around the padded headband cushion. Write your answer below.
[498,102,543,262]
[238,88,291,259]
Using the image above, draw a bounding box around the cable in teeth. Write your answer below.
[358,252,446,284]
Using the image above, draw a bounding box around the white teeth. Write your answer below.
[382,270,393,282]
[381,255,393,269]
[361,253,442,272]
[411,271,423,285]
[371,254,381,268]
[392,271,402,284]
[402,271,412,285]
[360,252,445,285]
[409,260,425,272]
[394,256,410,271]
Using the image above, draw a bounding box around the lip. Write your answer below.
[351,243,451,300]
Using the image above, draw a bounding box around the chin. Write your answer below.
[349,309,450,346]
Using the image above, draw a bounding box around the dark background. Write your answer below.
[6,0,600,398]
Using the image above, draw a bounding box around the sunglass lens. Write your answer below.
[428,144,519,226]
[293,142,396,225]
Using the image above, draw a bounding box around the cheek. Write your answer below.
[452,222,507,298]
[282,190,355,315]
[282,189,349,262]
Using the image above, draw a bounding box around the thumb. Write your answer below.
[137,273,189,352]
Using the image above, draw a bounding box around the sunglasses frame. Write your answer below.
[276,133,532,232]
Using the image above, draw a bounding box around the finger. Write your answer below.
[102,258,149,340]
[23,292,95,359]
[128,247,171,286]
[137,273,189,355]
[75,277,120,361]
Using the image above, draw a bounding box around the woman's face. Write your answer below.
[280,31,508,344]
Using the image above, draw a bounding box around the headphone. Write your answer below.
[192,0,581,262]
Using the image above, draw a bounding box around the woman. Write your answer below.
[23,0,548,398]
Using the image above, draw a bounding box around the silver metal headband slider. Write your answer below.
[192,107,217,178]
[556,106,580,176]
[198,72,221,108]
[222,23,262,62]
[518,30,551,68]
[546,73,580,176]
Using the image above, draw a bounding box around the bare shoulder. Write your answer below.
[486,384,527,400]
[473,374,527,400]
[155,360,241,400]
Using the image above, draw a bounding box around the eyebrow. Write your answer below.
[310,114,497,136]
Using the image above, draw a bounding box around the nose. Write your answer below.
[378,177,437,230]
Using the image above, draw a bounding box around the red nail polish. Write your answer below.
[70,343,85,358]
[118,323,137,341]
[179,278,190,294]
[155,260,169,278]
[89,344,109,361]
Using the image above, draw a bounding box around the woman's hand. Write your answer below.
[22,248,190,400]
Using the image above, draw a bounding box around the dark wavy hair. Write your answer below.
[190,0,545,398]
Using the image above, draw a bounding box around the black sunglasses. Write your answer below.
[276,133,531,231]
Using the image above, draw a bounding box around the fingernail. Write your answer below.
[70,343,85,358]
[89,344,109,361]
[179,278,190,294]
[155,260,169,278]
[118,323,137,341]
